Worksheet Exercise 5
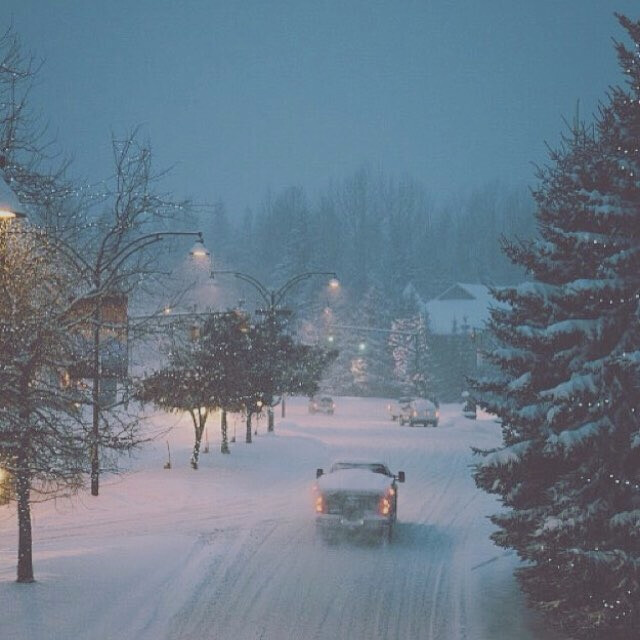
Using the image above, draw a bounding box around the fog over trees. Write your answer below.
[206,170,535,310]
[188,170,536,398]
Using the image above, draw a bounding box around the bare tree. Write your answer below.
[65,128,196,495]
[0,227,89,582]
[0,27,198,582]
[0,23,90,584]
[0,26,76,228]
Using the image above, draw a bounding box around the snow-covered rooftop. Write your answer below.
[423,283,496,335]
[0,173,27,218]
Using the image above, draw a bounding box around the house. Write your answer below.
[422,283,497,401]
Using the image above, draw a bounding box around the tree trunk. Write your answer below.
[281,396,286,418]
[91,302,101,496]
[191,411,206,469]
[220,410,230,454]
[16,467,34,583]
[245,412,252,444]
[267,407,275,432]
[90,388,100,494]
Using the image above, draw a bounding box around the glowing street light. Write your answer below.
[189,238,210,259]
[196,239,338,425]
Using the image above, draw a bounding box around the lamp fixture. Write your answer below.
[189,236,210,259]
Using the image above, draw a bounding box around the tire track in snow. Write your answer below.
[163,403,563,640]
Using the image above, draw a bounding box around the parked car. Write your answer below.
[314,460,405,543]
[461,391,477,419]
[387,395,413,422]
[309,395,335,415]
[400,398,439,427]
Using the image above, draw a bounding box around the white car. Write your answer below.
[387,395,413,422]
[314,460,405,543]
[400,398,440,427]
[309,395,335,415]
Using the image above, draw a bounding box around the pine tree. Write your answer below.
[350,284,395,396]
[318,281,359,395]
[472,15,640,639]
[389,284,435,397]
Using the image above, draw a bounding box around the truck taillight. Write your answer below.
[315,495,326,514]
[379,495,392,516]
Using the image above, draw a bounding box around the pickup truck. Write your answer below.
[314,460,405,543]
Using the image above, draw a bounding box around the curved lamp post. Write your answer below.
[211,269,339,312]
[83,230,205,495]
[194,246,339,425]
[1,171,204,495]
[213,270,339,422]
[14,227,205,496]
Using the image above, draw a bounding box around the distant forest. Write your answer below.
[200,167,537,314]
[167,168,539,397]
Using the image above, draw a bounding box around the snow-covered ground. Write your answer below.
[0,397,566,640]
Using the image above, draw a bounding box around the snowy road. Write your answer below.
[165,399,563,640]
[1,398,565,640]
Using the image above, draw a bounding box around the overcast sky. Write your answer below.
[3,1,638,218]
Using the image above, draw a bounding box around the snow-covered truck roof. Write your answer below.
[317,468,394,493]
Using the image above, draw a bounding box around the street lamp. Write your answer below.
[2,172,204,495]
[83,230,205,495]
[209,269,339,313]
[225,270,338,424]
[196,252,339,425]
[189,237,210,259]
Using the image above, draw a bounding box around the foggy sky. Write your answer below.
[3,1,638,218]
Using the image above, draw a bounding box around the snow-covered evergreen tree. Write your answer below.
[350,284,395,396]
[389,284,436,397]
[472,15,640,639]
[314,279,362,395]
